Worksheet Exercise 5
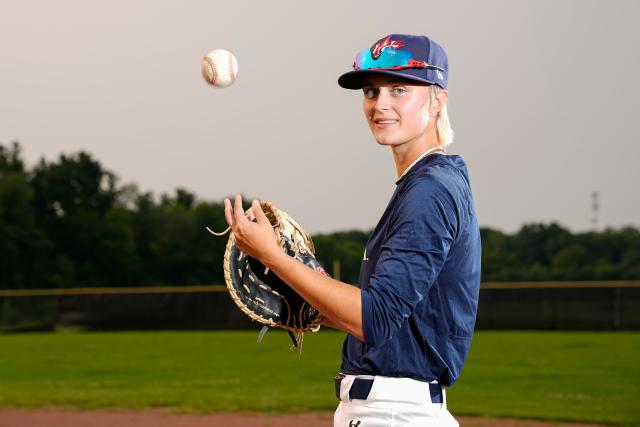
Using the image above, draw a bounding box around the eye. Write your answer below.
[391,87,407,96]
[363,87,377,99]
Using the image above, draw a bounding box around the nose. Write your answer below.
[374,89,391,112]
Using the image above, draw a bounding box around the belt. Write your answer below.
[334,374,443,404]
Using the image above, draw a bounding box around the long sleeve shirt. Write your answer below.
[340,153,481,387]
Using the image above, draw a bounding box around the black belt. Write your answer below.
[334,374,443,404]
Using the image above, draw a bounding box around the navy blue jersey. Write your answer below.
[340,154,481,387]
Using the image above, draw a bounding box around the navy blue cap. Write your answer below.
[338,34,449,90]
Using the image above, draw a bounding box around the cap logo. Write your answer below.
[437,70,444,80]
[370,36,404,60]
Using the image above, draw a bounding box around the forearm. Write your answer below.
[319,315,341,330]
[264,251,364,341]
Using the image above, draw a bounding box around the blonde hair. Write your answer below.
[429,85,454,147]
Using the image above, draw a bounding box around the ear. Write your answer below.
[430,90,448,116]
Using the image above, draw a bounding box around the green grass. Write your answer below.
[0,330,638,425]
[448,331,640,426]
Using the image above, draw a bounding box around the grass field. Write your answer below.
[0,330,638,426]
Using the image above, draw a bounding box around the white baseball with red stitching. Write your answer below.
[201,49,238,87]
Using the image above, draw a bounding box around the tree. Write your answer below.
[4,141,640,290]
[0,142,64,289]
[29,151,124,286]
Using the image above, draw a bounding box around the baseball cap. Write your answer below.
[338,34,449,90]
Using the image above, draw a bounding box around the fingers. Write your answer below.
[252,200,269,226]
[233,194,248,225]
[224,195,247,228]
[225,195,265,232]
[224,198,233,227]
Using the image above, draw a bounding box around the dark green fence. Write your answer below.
[2,282,639,332]
[476,282,640,330]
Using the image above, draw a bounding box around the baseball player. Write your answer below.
[224,34,481,427]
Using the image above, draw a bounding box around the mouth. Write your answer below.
[373,119,399,128]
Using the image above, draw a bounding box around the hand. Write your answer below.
[224,195,282,264]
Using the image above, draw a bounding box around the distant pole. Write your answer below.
[333,259,341,282]
[591,191,599,229]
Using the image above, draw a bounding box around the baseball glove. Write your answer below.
[207,201,329,352]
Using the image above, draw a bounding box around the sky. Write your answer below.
[1,0,638,234]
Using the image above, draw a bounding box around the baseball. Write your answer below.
[201,49,238,88]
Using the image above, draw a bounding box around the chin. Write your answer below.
[374,135,401,147]
[379,142,397,148]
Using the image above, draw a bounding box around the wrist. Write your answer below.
[263,247,288,272]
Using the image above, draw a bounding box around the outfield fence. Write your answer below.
[1,281,639,332]
[477,281,640,330]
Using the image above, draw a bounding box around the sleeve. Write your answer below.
[361,179,458,347]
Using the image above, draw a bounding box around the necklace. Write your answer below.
[398,145,446,179]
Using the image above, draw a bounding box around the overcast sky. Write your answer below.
[1,0,638,234]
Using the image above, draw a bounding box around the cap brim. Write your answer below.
[338,69,437,89]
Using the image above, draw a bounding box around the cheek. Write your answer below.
[363,101,373,117]
[399,102,429,131]
[363,102,375,125]
[403,91,430,126]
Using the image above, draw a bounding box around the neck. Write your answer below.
[392,129,444,178]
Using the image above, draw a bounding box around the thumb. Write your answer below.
[252,200,270,226]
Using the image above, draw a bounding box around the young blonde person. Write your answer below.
[224,34,481,427]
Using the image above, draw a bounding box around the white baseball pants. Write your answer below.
[334,375,459,427]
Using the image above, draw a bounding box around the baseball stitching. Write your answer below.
[203,56,217,85]
[228,50,235,82]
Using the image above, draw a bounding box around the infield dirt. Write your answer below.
[0,409,614,427]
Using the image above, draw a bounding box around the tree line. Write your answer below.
[1,141,639,290]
